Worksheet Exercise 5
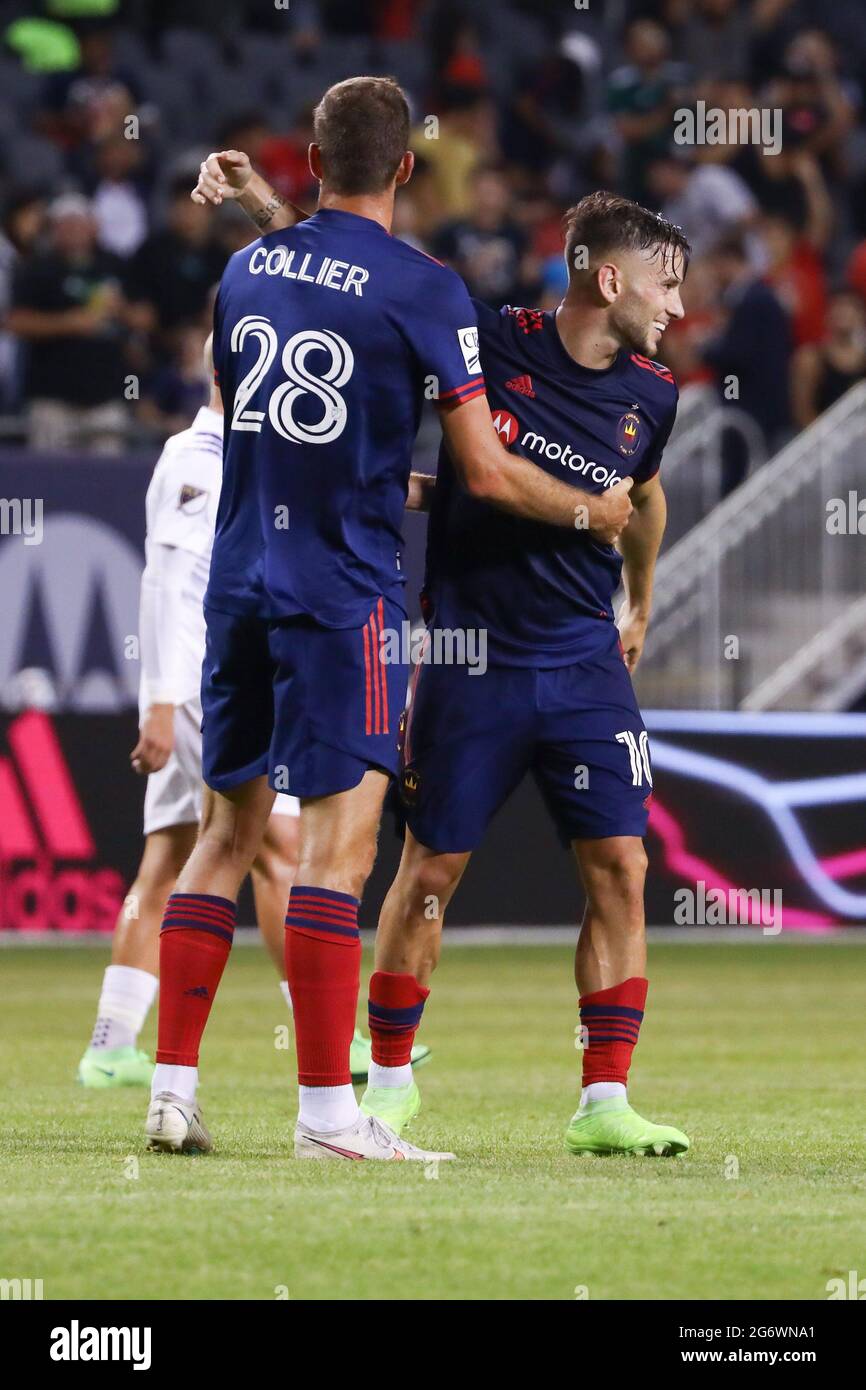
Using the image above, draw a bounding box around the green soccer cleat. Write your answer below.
[77,1045,155,1089]
[359,1079,421,1135]
[564,1097,689,1157]
[349,1028,431,1084]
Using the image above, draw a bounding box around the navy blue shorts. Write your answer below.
[399,634,652,852]
[201,599,408,801]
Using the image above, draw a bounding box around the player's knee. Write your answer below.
[583,839,647,905]
[299,838,377,901]
[197,815,260,873]
[410,852,464,920]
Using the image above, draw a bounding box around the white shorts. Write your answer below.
[143,698,300,836]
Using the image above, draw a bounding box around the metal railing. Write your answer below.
[660,384,767,550]
[635,381,866,709]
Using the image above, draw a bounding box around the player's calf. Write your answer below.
[566,835,688,1154]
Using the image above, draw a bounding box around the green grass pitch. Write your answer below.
[2,940,865,1301]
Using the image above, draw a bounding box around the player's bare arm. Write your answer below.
[191,150,302,232]
[406,471,436,512]
[440,395,634,539]
[615,471,667,672]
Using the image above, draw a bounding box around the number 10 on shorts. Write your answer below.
[616,729,652,787]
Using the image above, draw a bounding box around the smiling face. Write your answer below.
[604,244,686,357]
[562,191,690,357]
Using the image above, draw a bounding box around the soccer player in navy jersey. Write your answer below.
[146,80,633,1161]
[209,165,692,1156]
[373,194,692,1157]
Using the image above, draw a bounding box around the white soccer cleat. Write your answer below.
[145,1091,212,1154]
[294,1113,455,1162]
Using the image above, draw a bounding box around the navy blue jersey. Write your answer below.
[207,209,485,626]
[423,304,678,666]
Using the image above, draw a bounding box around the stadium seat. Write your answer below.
[9,132,65,188]
[161,26,224,78]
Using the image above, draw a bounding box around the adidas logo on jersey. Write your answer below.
[505,374,536,397]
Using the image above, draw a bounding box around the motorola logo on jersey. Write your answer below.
[491,408,520,445]
[490,409,625,487]
[521,432,624,488]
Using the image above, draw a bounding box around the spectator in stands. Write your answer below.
[218,109,317,212]
[124,175,226,353]
[658,258,722,389]
[607,19,686,204]
[701,233,793,492]
[847,237,866,306]
[767,31,857,184]
[7,193,132,453]
[392,185,428,253]
[38,22,142,158]
[0,189,48,411]
[214,202,259,259]
[87,135,149,258]
[676,0,752,82]
[646,146,757,257]
[507,33,606,190]
[430,7,490,97]
[410,85,498,221]
[791,288,866,428]
[432,164,527,307]
[136,323,208,441]
[760,206,828,348]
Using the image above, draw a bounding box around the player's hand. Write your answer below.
[191,150,252,207]
[587,477,634,545]
[131,704,174,774]
[616,602,650,673]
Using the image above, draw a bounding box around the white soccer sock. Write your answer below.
[298,1084,359,1133]
[368,1061,413,1089]
[151,1064,198,1104]
[90,965,158,1050]
[279,980,293,1013]
[581,1082,627,1107]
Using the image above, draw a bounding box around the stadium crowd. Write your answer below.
[2,0,866,464]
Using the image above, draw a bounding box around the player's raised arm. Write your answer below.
[440,395,633,541]
[191,150,302,233]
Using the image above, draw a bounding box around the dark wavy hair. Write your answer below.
[564,190,691,279]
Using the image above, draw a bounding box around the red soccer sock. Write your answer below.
[156,893,236,1066]
[284,885,361,1087]
[578,976,648,1088]
[368,970,429,1067]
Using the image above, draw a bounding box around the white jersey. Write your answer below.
[138,404,299,830]
[139,406,223,710]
